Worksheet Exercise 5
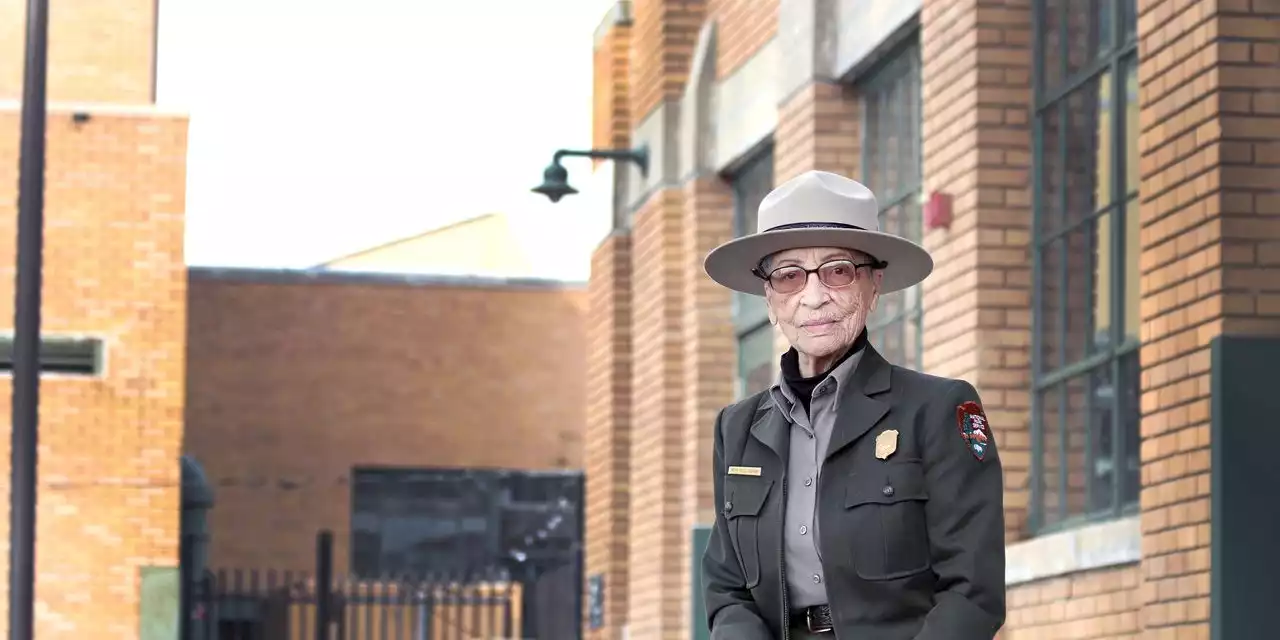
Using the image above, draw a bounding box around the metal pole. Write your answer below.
[314,530,334,640]
[9,0,49,637]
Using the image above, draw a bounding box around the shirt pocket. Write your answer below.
[843,460,931,581]
[723,476,773,589]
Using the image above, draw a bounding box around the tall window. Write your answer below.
[1031,0,1140,533]
[729,148,775,399]
[859,39,924,368]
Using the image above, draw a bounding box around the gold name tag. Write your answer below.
[727,466,762,477]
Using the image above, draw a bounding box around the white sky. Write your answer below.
[156,0,617,276]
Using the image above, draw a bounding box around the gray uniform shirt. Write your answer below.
[768,348,866,609]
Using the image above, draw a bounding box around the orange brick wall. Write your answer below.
[707,0,778,79]
[0,0,158,103]
[678,176,735,632]
[584,235,633,640]
[184,272,587,572]
[625,190,688,640]
[1135,1,1280,635]
[593,16,633,167]
[584,0,1280,637]
[919,0,1034,543]
[629,0,707,121]
[1004,565,1142,637]
[775,81,860,184]
[0,105,189,639]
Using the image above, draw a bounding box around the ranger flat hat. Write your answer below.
[703,170,933,296]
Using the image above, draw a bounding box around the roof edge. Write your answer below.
[188,266,587,291]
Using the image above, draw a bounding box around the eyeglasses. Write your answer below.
[753,259,885,294]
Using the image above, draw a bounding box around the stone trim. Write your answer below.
[1005,515,1141,586]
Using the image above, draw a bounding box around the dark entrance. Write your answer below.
[178,464,584,640]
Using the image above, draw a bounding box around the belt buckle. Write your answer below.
[806,606,834,634]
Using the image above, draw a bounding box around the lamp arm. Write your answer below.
[552,147,649,177]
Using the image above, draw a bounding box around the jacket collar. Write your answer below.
[751,342,893,461]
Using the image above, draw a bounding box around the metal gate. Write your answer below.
[181,531,521,640]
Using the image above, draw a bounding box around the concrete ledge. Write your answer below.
[0,99,189,119]
[1005,515,1141,586]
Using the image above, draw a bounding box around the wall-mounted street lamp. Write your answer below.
[531,147,649,203]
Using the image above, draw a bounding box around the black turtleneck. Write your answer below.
[780,328,869,416]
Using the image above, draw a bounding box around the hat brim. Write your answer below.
[703,228,934,296]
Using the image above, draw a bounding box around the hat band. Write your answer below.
[764,222,866,232]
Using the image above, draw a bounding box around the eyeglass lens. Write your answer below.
[768,260,860,294]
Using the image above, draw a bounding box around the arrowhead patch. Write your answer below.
[956,401,991,461]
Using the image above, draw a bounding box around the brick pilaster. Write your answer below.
[678,176,735,633]
[774,82,860,184]
[0,0,159,103]
[1135,1,1280,636]
[920,0,1034,543]
[585,234,635,640]
[630,0,708,123]
[627,190,688,640]
[771,81,862,355]
[594,4,634,170]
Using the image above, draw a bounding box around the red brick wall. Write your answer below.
[0,105,189,639]
[184,272,587,573]
[0,0,158,103]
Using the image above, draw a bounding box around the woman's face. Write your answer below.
[762,246,881,367]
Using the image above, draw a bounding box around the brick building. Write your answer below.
[0,0,188,638]
[582,1,1280,639]
[184,268,589,574]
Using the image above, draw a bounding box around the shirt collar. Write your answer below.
[770,345,867,413]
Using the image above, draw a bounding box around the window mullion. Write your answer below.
[1109,51,1129,516]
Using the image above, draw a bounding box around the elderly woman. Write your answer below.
[700,171,1005,639]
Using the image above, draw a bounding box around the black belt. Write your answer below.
[791,604,834,634]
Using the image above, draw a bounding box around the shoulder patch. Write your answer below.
[956,400,991,461]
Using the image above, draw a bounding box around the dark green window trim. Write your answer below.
[729,146,776,399]
[858,36,924,369]
[0,336,104,376]
[1029,0,1140,535]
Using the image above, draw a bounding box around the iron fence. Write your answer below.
[182,531,524,640]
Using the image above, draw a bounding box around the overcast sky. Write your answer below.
[156,0,616,276]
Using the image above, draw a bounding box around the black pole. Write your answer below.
[314,530,334,640]
[9,0,49,638]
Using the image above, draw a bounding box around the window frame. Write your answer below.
[856,35,925,369]
[727,145,775,400]
[0,335,104,377]
[1029,0,1140,535]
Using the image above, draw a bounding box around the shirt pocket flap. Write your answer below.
[844,461,929,508]
[724,477,773,519]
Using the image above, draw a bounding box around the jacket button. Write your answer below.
[724,500,733,511]
[882,485,894,497]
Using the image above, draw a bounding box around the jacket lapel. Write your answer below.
[824,344,892,462]
[749,395,789,461]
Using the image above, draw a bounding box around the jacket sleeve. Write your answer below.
[701,407,773,640]
[914,380,1007,640]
